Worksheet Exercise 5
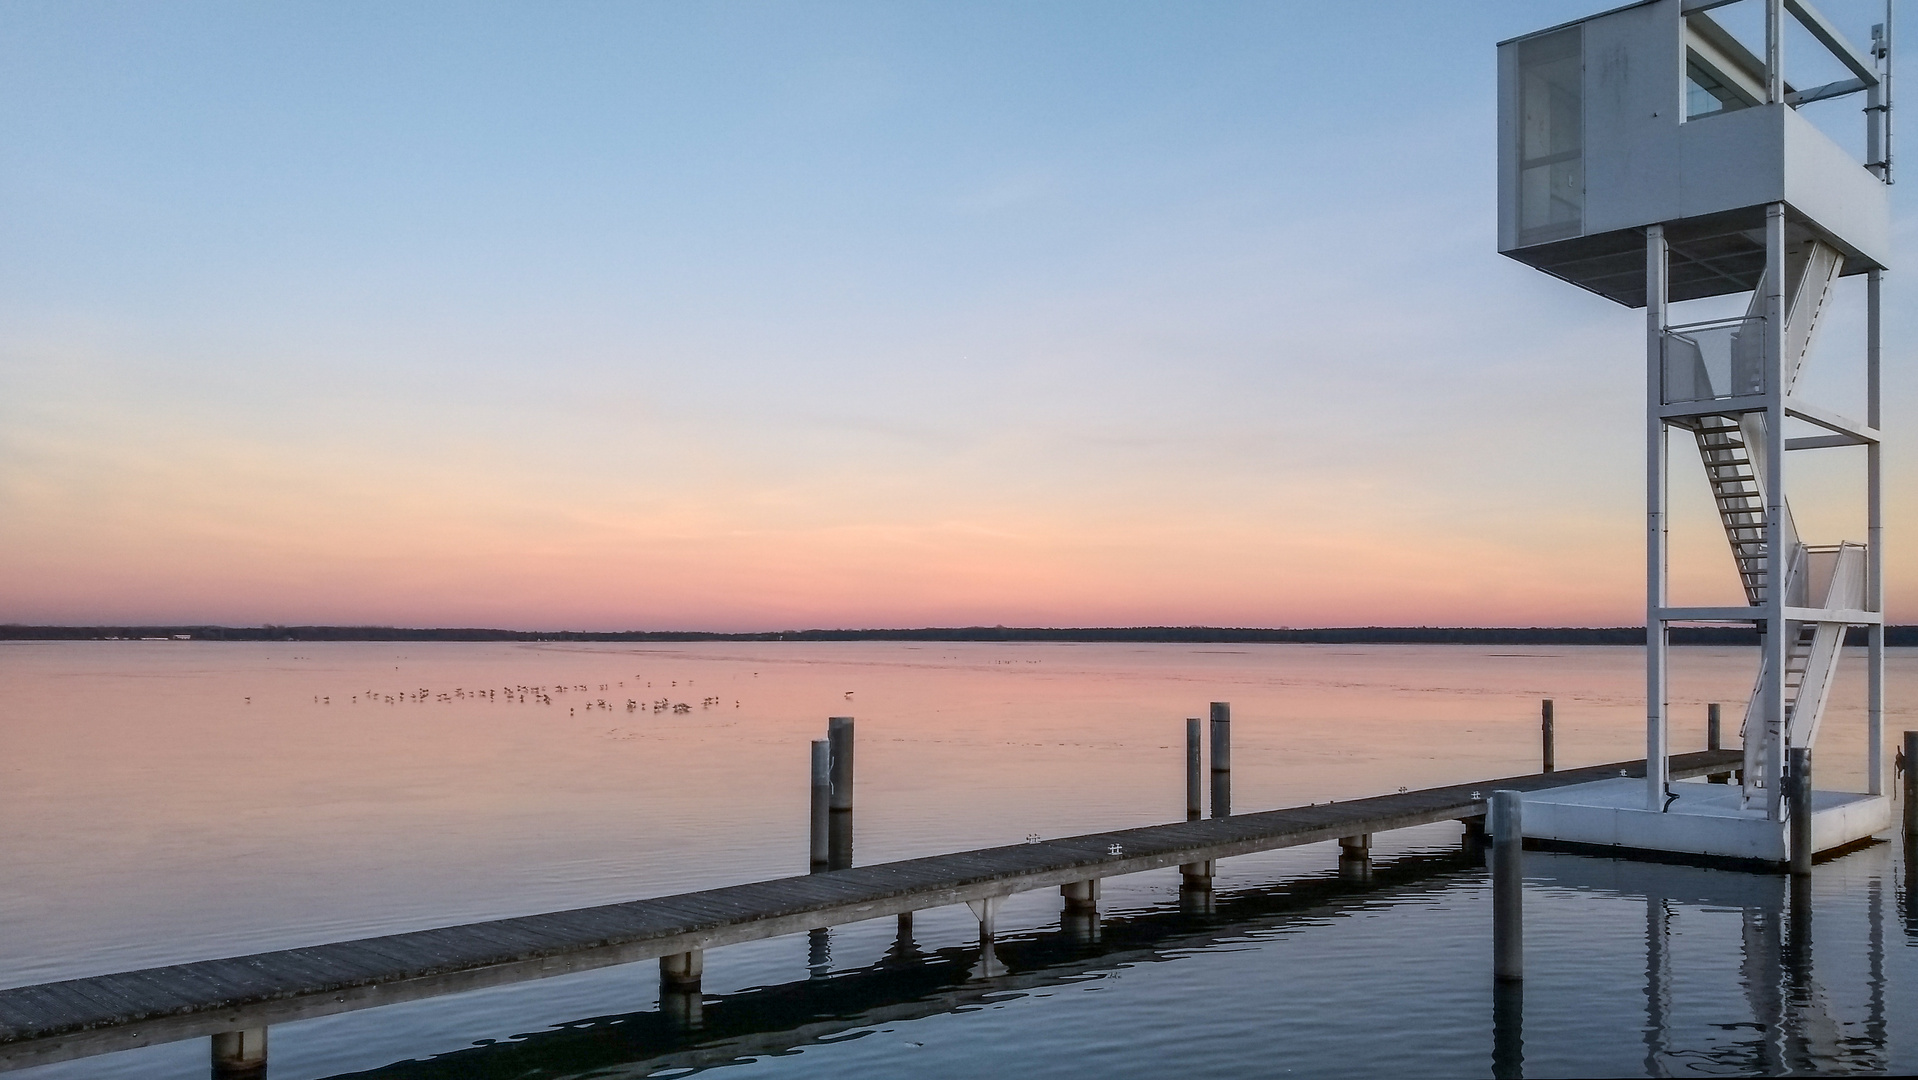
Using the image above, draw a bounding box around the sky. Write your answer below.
[1,0,1912,631]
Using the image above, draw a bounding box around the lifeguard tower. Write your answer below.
[1497,0,1894,864]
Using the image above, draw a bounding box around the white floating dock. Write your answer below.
[1520,777,1890,865]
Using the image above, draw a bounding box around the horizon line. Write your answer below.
[5,623,1913,646]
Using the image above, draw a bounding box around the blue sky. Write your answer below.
[1,1,1910,629]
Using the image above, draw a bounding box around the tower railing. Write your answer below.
[1661,315,1766,405]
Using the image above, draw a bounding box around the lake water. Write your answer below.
[1,640,1914,1078]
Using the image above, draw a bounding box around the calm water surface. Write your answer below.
[1,641,1914,1077]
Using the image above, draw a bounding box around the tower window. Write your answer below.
[1686,51,1758,119]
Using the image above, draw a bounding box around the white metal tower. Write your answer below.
[1497,0,1894,863]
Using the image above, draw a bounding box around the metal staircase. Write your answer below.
[1692,415,1770,606]
[1672,239,1852,809]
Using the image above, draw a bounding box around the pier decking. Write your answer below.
[0,749,1742,1069]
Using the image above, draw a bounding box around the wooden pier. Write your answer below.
[0,749,1741,1070]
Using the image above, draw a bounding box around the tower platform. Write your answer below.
[1518,777,1890,866]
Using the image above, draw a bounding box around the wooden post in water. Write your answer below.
[1209,702,1231,818]
[1186,718,1203,820]
[827,717,854,870]
[211,1029,267,1079]
[1490,790,1523,982]
[809,739,831,869]
[1540,699,1555,773]
[1789,746,1812,876]
[828,717,855,811]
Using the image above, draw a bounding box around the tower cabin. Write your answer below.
[1499,0,1888,307]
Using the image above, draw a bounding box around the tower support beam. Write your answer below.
[1762,202,1789,822]
[1646,223,1670,813]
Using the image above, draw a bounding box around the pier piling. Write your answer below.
[1209,702,1231,818]
[1788,747,1812,876]
[1540,699,1554,773]
[1060,879,1099,913]
[1186,718,1203,820]
[809,739,830,869]
[1061,881,1100,943]
[659,949,705,1028]
[966,896,1006,977]
[210,1029,266,1079]
[1338,833,1372,883]
[1490,790,1523,982]
[659,949,703,992]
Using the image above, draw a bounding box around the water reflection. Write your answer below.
[311,844,1901,1080]
[325,852,1480,1080]
[1524,849,1890,1077]
[1492,981,1523,1080]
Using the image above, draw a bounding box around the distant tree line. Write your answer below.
[3,624,1912,646]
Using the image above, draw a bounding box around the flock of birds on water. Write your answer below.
[298,677,741,717]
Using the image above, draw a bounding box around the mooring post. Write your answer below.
[1540,699,1555,773]
[809,739,831,869]
[1789,746,1812,876]
[1490,790,1523,982]
[210,1029,267,1079]
[828,716,854,811]
[827,807,853,871]
[1339,833,1372,883]
[1209,702,1231,818]
[1186,717,1203,820]
[827,716,854,870]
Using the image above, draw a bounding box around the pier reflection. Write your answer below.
[324,851,1480,1080]
[316,845,1897,1080]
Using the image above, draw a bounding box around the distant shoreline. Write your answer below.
[4,624,1912,646]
